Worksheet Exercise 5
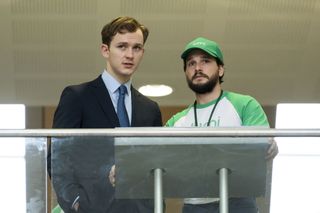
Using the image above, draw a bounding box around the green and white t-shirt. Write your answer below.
[165,91,269,204]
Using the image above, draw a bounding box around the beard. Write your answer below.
[187,72,219,94]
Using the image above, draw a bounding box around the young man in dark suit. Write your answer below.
[49,16,162,213]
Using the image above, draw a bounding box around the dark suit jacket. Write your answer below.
[49,75,162,213]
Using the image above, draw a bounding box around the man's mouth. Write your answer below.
[192,74,208,80]
[123,62,134,67]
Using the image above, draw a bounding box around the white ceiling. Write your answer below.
[0,0,319,106]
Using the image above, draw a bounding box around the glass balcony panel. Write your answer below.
[0,137,47,213]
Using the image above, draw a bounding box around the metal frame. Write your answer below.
[1,127,320,213]
[0,128,320,137]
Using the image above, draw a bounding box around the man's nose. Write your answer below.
[125,48,134,58]
[195,62,202,71]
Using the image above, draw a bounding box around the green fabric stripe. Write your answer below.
[165,105,192,127]
[224,91,269,126]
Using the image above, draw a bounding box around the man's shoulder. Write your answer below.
[223,90,260,106]
[224,91,268,126]
[165,106,192,127]
[224,90,254,101]
[63,76,102,93]
[131,87,159,106]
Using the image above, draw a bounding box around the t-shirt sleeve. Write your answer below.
[242,98,269,127]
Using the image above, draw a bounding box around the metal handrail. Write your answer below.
[0,128,320,137]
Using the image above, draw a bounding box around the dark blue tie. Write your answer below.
[117,85,130,127]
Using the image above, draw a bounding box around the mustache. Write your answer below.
[192,72,209,80]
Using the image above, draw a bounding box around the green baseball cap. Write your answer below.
[181,37,224,63]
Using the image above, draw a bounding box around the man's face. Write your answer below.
[185,49,224,94]
[101,29,145,83]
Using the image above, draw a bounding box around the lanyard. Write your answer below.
[193,90,223,127]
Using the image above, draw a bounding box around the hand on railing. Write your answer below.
[109,165,116,187]
[266,138,278,160]
[73,202,79,212]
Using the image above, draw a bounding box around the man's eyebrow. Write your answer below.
[186,55,211,61]
[200,55,212,59]
[186,57,194,62]
[115,42,128,45]
[133,43,143,47]
[115,42,143,46]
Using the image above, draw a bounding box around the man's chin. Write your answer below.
[121,67,136,74]
[123,66,135,71]
[192,80,207,86]
[121,69,135,76]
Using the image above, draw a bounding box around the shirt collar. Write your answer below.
[101,70,132,94]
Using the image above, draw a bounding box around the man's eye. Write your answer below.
[187,61,195,67]
[117,45,126,49]
[133,46,142,51]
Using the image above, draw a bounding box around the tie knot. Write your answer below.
[119,85,127,96]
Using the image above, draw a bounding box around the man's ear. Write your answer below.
[218,66,225,77]
[101,44,110,58]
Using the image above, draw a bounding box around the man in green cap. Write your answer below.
[166,37,278,213]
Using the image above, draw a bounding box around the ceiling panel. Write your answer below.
[11,0,97,15]
[120,0,207,15]
[0,0,319,106]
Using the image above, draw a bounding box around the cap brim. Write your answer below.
[181,47,205,59]
[181,47,219,60]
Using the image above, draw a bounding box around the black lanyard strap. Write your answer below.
[193,90,224,127]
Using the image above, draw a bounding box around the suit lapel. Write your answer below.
[89,76,120,127]
[131,87,142,127]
